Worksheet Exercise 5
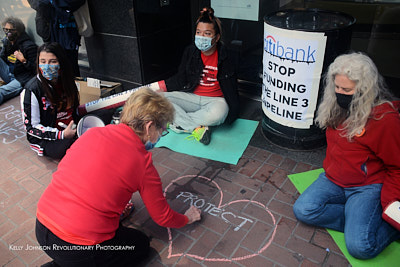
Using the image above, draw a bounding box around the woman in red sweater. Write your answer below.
[35,88,201,266]
[293,52,400,259]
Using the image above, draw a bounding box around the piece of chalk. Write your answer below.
[58,122,76,130]
[58,122,68,129]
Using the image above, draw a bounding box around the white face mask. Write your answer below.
[195,35,215,52]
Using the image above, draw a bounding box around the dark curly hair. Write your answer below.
[1,17,25,35]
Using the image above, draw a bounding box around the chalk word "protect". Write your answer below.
[176,191,254,231]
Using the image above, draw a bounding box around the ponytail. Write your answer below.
[196,7,222,37]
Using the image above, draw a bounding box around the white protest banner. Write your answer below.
[262,23,327,129]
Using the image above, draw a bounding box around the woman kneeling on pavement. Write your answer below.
[35,88,201,266]
[293,52,400,259]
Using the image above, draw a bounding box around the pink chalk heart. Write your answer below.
[163,175,278,262]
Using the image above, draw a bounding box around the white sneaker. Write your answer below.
[169,123,189,134]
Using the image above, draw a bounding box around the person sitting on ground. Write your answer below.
[21,42,80,159]
[0,17,37,105]
[21,42,117,160]
[147,7,239,145]
[35,88,202,266]
[293,52,400,259]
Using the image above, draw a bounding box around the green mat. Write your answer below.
[288,169,400,267]
[155,118,259,165]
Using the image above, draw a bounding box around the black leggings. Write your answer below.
[35,219,150,267]
[42,138,76,159]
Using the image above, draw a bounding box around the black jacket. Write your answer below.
[0,33,37,86]
[21,76,80,146]
[28,0,83,49]
[165,44,240,124]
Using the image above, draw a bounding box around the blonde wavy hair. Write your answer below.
[315,52,395,140]
[120,88,174,142]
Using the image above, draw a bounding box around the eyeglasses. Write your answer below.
[160,126,169,137]
[3,28,17,33]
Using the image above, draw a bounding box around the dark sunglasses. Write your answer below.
[3,28,17,33]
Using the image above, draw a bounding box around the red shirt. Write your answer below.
[54,83,74,131]
[193,50,223,97]
[37,123,188,245]
[323,101,400,208]
[55,107,74,131]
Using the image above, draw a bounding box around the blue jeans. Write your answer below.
[0,58,22,104]
[163,91,229,132]
[293,172,400,259]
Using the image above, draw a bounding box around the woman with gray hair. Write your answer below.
[293,52,400,259]
[0,17,37,104]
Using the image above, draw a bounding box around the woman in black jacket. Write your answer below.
[0,17,37,104]
[148,7,239,145]
[21,42,80,159]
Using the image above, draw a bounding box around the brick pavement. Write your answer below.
[0,96,350,266]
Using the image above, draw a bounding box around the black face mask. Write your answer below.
[335,93,353,110]
[6,32,18,42]
[7,32,18,42]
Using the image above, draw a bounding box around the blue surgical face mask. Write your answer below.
[145,136,160,150]
[39,64,60,81]
[195,35,215,52]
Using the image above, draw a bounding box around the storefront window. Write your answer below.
[204,0,399,96]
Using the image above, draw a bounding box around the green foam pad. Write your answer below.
[156,119,259,165]
[288,168,400,267]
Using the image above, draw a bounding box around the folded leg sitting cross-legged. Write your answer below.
[293,172,400,259]
[164,91,228,132]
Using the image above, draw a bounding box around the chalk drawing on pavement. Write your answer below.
[163,175,278,262]
[0,105,25,144]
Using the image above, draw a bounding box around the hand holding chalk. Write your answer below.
[184,205,201,224]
